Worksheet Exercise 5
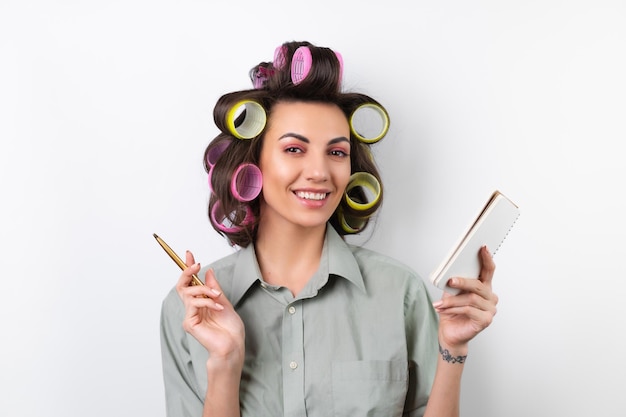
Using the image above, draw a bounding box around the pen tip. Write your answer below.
[153,233,158,238]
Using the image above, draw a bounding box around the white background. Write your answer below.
[1,1,625,416]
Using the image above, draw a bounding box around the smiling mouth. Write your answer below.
[295,191,328,201]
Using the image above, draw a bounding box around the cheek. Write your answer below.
[261,159,297,186]
[336,166,352,192]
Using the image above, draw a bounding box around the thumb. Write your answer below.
[203,268,233,308]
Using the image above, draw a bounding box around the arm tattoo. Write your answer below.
[439,343,467,364]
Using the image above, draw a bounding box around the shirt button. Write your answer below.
[288,306,296,315]
[289,361,298,370]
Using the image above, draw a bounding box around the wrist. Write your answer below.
[206,358,244,380]
[206,347,245,373]
[438,342,468,364]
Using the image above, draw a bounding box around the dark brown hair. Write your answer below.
[204,40,388,247]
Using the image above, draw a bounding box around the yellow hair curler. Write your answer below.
[226,100,267,140]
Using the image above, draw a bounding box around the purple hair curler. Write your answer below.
[273,45,287,69]
[206,140,232,194]
[211,201,255,233]
[207,167,215,193]
[291,46,343,85]
[206,139,232,168]
[231,163,263,202]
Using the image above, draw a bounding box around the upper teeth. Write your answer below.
[296,191,326,200]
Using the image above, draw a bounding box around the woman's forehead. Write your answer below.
[266,101,349,134]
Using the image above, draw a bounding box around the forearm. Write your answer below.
[423,342,468,417]
[202,358,243,417]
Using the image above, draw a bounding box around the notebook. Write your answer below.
[429,190,520,295]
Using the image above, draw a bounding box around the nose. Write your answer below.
[304,152,329,182]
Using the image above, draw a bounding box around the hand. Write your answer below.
[176,251,245,364]
[433,246,499,352]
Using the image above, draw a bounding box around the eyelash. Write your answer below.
[285,146,304,154]
[284,147,349,158]
[330,149,349,157]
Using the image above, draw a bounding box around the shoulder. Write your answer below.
[347,244,429,294]
[161,250,242,314]
[205,250,241,277]
[349,244,419,278]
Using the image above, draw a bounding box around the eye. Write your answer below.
[329,149,349,157]
[285,146,304,154]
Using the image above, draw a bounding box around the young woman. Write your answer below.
[160,40,498,417]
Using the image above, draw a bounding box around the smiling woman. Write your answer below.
[159,40,499,417]
[203,45,387,248]
[257,101,352,234]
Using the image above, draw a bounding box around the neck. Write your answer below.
[254,221,327,296]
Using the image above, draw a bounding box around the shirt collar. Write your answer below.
[229,226,366,306]
[230,243,263,307]
[325,226,366,293]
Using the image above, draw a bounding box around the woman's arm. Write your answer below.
[424,246,499,417]
[176,253,245,417]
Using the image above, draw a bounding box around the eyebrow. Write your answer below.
[278,133,350,145]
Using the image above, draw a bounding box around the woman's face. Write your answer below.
[258,101,351,231]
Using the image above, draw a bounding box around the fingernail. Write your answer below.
[433,300,443,309]
[210,288,221,296]
[214,303,224,310]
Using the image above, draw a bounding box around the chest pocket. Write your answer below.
[331,360,408,417]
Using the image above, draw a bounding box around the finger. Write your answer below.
[436,280,498,312]
[185,250,196,267]
[445,277,490,299]
[438,304,496,334]
[185,292,225,312]
[478,245,496,287]
[203,269,233,309]
[176,261,202,295]
[435,285,498,315]
[179,285,225,319]
[184,283,222,300]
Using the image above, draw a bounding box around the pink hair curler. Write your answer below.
[252,66,274,89]
[334,51,344,83]
[273,45,287,69]
[231,163,263,202]
[206,139,232,168]
[207,166,215,193]
[211,201,255,233]
[290,46,344,85]
[207,140,232,193]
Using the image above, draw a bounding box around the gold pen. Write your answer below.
[153,233,205,288]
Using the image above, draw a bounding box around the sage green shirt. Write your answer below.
[160,226,439,416]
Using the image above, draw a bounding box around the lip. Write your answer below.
[292,188,333,207]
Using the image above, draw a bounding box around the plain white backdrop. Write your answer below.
[1,1,625,416]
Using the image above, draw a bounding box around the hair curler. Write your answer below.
[206,139,232,168]
[273,45,287,69]
[290,46,344,85]
[231,163,263,202]
[344,172,381,211]
[208,167,214,193]
[226,100,267,140]
[349,103,390,144]
[211,201,255,233]
[338,208,367,234]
